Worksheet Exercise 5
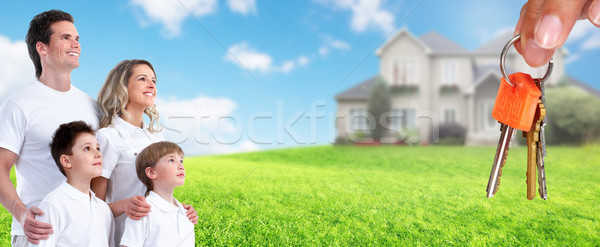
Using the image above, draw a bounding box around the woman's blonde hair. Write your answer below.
[97,59,161,133]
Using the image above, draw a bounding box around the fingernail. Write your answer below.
[591,1,600,25]
[535,15,563,48]
[523,40,549,67]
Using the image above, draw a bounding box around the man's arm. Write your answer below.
[0,147,53,244]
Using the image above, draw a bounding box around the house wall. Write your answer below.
[430,55,472,128]
[335,100,368,140]
[378,33,432,142]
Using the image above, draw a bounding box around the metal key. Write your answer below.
[524,99,544,200]
[535,78,548,199]
[487,123,515,198]
[486,34,553,199]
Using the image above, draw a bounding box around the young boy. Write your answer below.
[32,121,114,247]
[120,141,195,247]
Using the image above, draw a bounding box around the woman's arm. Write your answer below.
[91,176,108,201]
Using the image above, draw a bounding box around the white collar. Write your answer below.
[113,115,147,137]
[146,191,184,213]
[59,181,96,201]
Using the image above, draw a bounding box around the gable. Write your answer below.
[376,29,431,56]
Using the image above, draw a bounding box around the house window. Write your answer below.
[349,109,370,132]
[443,108,457,124]
[393,60,417,85]
[442,60,458,85]
[390,108,416,130]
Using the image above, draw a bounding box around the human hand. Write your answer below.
[126,195,151,220]
[514,0,600,67]
[182,203,198,225]
[20,206,53,244]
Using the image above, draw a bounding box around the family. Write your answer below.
[0,10,198,247]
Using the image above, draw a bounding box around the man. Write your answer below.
[0,10,100,246]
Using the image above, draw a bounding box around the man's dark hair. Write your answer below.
[49,121,95,177]
[25,10,74,79]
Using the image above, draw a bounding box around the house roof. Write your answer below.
[376,29,432,56]
[473,64,500,82]
[335,76,376,101]
[566,75,600,98]
[419,31,469,54]
[475,30,568,56]
[474,31,517,54]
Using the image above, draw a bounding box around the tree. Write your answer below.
[545,86,600,145]
[367,77,391,142]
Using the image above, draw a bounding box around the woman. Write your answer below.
[91,60,197,245]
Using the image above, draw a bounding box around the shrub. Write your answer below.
[436,123,466,145]
[367,77,391,143]
[545,86,600,145]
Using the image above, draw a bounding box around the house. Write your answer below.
[334,29,577,145]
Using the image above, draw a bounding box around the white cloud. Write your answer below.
[329,39,351,50]
[318,36,350,58]
[318,47,330,57]
[227,0,257,15]
[565,53,580,64]
[280,60,295,73]
[156,95,259,155]
[316,0,395,35]
[224,42,308,73]
[0,36,35,102]
[130,0,217,37]
[567,21,597,43]
[581,31,600,50]
[297,55,310,66]
[225,42,273,73]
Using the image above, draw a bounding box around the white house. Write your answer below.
[334,29,582,145]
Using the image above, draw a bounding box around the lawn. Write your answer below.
[1,145,599,246]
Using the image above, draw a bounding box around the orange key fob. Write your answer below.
[492,72,541,131]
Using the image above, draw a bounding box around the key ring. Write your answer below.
[500,34,554,87]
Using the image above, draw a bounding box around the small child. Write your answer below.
[120,141,195,247]
[33,121,114,247]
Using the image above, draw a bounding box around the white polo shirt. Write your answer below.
[120,192,195,247]
[31,182,115,247]
[0,81,100,236]
[96,116,163,244]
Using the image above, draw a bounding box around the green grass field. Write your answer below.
[1,145,599,246]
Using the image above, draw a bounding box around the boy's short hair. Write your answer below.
[136,141,184,196]
[26,10,74,79]
[49,121,95,176]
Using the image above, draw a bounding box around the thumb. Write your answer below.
[534,0,587,49]
[30,206,44,216]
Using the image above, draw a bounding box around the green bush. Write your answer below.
[545,86,600,145]
[367,77,391,142]
[435,123,466,145]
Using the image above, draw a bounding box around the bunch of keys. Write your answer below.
[486,34,553,200]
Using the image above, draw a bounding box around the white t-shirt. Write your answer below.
[120,192,195,247]
[96,116,163,244]
[0,81,100,236]
[31,182,115,247]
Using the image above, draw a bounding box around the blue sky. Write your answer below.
[1,0,599,155]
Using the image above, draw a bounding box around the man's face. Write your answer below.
[41,20,80,73]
